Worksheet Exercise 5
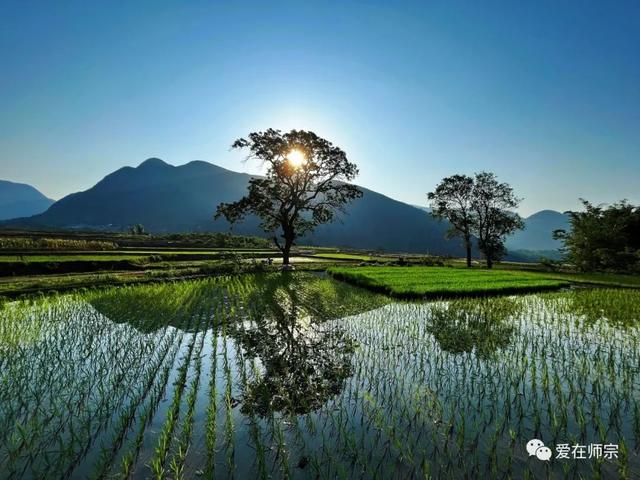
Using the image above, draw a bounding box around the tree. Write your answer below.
[471,172,524,268]
[427,174,475,267]
[215,129,362,266]
[553,199,640,272]
[129,223,147,235]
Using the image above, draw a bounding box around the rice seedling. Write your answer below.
[328,265,569,297]
[0,275,639,478]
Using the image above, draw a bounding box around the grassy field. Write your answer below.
[328,265,570,298]
[544,271,640,288]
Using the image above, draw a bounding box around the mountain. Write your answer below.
[411,205,431,213]
[0,180,54,220]
[302,191,462,254]
[506,210,570,252]
[4,158,466,255]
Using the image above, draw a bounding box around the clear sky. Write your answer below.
[1,0,638,216]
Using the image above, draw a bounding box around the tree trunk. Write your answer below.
[282,241,291,265]
[282,229,294,265]
[465,239,472,268]
[486,254,493,269]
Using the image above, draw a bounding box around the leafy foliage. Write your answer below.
[216,129,361,263]
[428,174,475,266]
[554,199,640,272]
[472,172,524,268]
[129,223,147,235]
[428,172,524,268]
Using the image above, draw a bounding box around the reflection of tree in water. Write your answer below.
[230,274,360,416]
[89,273,387,415]
[427,298,518,359]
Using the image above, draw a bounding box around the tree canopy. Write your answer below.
[427,174,475,267]
[428,172,523,268]
[554,200,640,272]
[472,172,524,268]
[215,129,361,265]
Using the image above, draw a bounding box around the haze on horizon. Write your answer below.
[1,0,638,217]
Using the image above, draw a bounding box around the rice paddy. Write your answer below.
[1,273,639,478]
[328,265,570,298]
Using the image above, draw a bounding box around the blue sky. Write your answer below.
[0,0,638,215]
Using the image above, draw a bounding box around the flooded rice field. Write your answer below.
[1,273,639,479]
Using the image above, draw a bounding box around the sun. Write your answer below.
[286,148,306,168]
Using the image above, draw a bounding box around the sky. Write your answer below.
[0,0,638,216]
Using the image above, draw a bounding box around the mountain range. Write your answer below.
[1,158,569,256]
[506,210,569,251]
[0,180,54,221]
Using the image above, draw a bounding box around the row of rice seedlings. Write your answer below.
[3,278,229,476]
[166,286,224,479]
[148,302,207,478]
[1,292,170,478]
[117,331,185,479]
[56,300,171,474]
[204,319,220,477]
[245,358,269,479]
[222,320,236,476]
[323,290,640,478]
[3,274,638,477]
[90,326,179,478]
[167,326,207,480]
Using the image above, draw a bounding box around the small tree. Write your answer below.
[215,129,362,265]
[130,223,147,235]
[427,174,475,267]
[471,172,524,268]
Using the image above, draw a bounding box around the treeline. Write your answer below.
[554,200,640,273]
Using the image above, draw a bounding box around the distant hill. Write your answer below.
[5,158,467,255]
[411,205,431,213]
[506,210,570,252]
[0,180,54,220]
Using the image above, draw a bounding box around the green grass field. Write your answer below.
[544,271,640,288]
[327,266,570,298]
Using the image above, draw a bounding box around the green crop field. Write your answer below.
[1,274,639,478]
[327,265,569,297]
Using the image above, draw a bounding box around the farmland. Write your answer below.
[1,273,639,478]
[328,266,570,298]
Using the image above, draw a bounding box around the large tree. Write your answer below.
[215,129,361,265]
[471,172,524,268]
[554,199,640,272]
[427,174,475,267]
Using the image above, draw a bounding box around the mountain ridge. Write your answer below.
[0,180,54,220]
[2,158,467,255]
[2,159,570,256]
